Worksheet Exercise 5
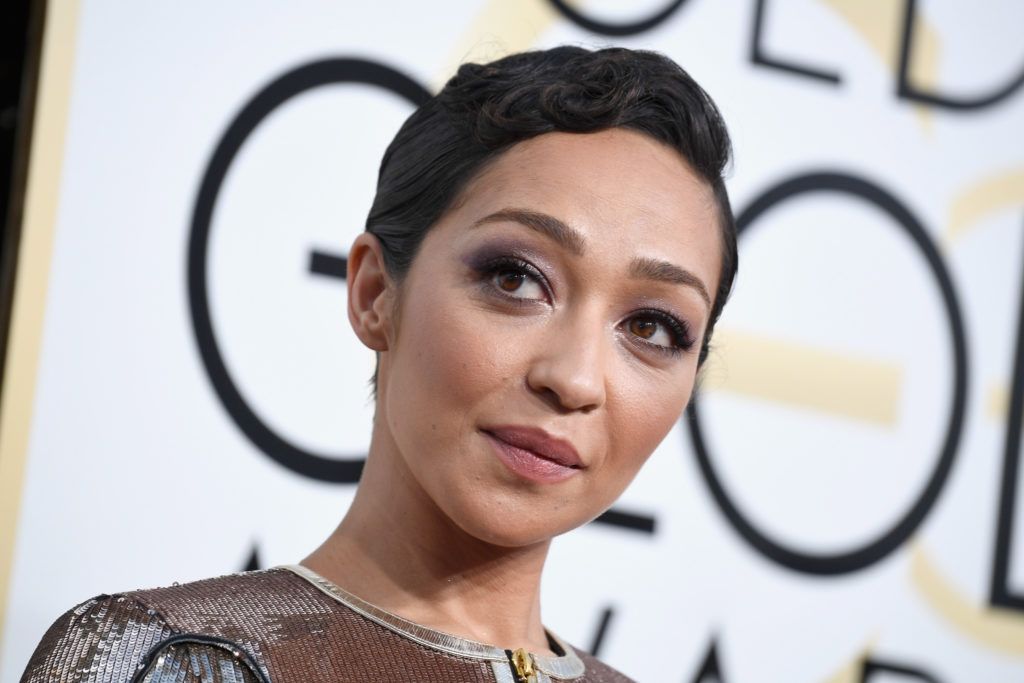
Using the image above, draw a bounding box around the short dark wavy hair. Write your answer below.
[366,45,736,366]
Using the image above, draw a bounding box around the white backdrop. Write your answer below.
[2,0,1024,681]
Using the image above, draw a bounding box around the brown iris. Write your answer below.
[496,270,525,292]
[629,317,658,339]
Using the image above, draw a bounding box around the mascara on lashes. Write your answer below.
[464,243,553,291]
[630,308,696,354]
[463,241,696,352]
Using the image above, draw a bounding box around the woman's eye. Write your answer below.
[628,316,672,347]
[624,311,693,353]
[490,267,546,300]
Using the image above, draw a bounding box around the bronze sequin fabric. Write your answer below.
[21,565,633,682]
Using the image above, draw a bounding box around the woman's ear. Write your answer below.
[347,232,394,352]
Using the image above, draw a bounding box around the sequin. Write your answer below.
[21,566,632,682]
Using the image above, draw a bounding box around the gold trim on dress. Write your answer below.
[279,564,585,679]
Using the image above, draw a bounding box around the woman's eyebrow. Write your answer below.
[472,208,586,256]
[629,256,711,310]
[473,208,710,309]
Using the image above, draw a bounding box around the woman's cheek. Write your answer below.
[394,292,522,424]
[607,368,693,479]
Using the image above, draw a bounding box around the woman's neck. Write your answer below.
[301,424,555,655]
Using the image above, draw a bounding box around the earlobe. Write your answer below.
[347,233,393,352]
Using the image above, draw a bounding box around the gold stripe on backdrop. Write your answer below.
[703,329,903,426]
[911,544,1024,656]
[944,168,1024,244]
[0,0,81,646]
[821,0,940,131]
[821,638,878,683]
[987,384,1011,421]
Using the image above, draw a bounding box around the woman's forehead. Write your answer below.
[447,129,721,272]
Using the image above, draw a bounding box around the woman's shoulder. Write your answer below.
[21,566,311,682]
[22,566,639,682]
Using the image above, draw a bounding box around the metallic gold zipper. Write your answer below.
[510,647,537,683]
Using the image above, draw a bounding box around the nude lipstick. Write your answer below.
[482,426,584,483]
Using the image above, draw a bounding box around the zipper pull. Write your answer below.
[511,647,537,683]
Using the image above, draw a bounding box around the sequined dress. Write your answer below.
[21,565,633,682]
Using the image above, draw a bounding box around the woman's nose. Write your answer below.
[525,312,608,413]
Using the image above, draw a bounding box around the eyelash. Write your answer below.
[474,256,696,356]
[628,309,695,356]
[478,256,552,304]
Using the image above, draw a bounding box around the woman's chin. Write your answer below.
[438,492,589,550]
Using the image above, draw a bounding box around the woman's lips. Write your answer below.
[482,426,584,484]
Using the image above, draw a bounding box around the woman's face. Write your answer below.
[374,128,722,547]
